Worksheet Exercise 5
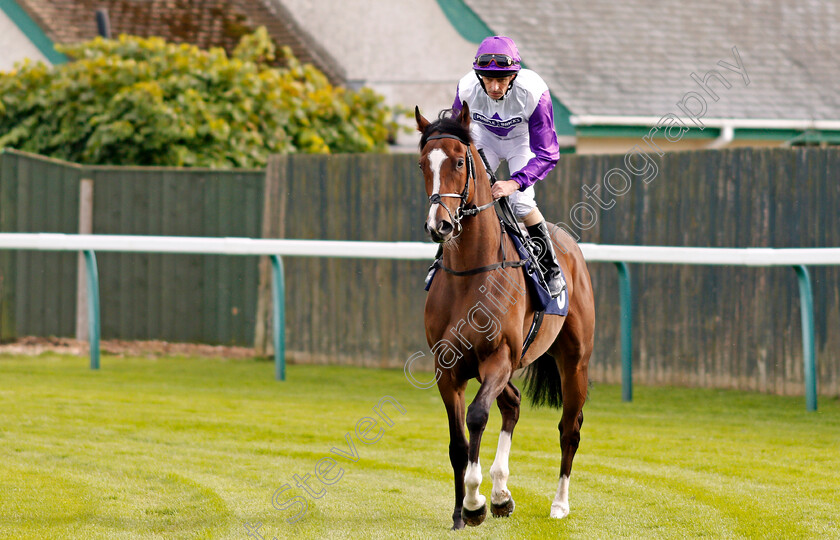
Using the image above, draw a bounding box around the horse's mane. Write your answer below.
[419,109,472,149]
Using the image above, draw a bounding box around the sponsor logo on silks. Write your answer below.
[472,112,523,136]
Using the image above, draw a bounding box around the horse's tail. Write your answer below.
[523,353,563,409]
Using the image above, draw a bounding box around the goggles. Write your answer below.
[474,54,519,68]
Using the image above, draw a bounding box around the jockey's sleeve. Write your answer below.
[511,90,560,190]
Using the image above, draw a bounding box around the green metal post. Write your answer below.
[270,255,285,381]
[793,265,817,411]
[615,262,633,402]
[83,250,100,370]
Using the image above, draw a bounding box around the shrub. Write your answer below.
[0,29,395,167]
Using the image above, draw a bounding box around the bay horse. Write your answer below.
[416,103,595,529]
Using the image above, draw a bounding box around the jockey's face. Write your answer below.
[483,74,517,100]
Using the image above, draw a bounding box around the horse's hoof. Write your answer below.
[550,502,570,519]
[461,504,487,527]
[491,497,515,517]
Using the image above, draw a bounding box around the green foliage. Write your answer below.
[0,31,396,167]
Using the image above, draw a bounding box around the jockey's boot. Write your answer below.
[526,221,565,298]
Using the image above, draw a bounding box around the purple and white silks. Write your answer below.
[452,69,560,190]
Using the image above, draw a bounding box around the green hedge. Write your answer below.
[0,29,395,167]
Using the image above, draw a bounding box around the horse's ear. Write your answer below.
[415,106,430,133]
[457,101,471,129]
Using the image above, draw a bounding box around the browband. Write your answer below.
[425,133,470,146]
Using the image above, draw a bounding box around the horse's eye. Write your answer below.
[457,158,465,168]
[418,162,423,170]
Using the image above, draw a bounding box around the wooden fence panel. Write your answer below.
[0,150,263,345]
[88,166,264,345]
[0,151,80,339]
[532,147,840,396]
[257,153,430,367]
[260,147,839,396]
[2,146,838,396]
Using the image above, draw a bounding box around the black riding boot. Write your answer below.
[526,221,565,298]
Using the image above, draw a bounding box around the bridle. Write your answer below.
[423,134,496,238]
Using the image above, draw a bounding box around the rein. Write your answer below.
[422,132,527,277]
[432,218,527,276]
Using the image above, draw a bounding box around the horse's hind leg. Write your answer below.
[489,381,520,518]
[551,311,593,519]
[437,376,468,530]
[462,353,512,526]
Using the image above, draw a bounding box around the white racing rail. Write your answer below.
[4,233,840,265]
[2,233,839,410]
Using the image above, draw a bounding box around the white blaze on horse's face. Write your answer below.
[425,148,448,232]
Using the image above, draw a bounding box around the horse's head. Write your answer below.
[415,103,476,244]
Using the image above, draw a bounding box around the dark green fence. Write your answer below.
[258,148,840,396]
[0,152,81,339]
[2,147,838,396]
[0,150,264,345]
[544,148,840,396]
[256,153,431,367]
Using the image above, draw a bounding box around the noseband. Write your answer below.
[423,134,496,237]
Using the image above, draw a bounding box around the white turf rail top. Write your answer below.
[1,233,840,266]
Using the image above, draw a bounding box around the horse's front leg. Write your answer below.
[437,376,468,530]
[462,350,512,527]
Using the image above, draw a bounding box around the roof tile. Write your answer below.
[16,0,346,84]
[464,0,840,120]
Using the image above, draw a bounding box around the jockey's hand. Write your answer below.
[491,179,520,200]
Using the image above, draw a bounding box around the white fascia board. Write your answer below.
[570,115,840,131]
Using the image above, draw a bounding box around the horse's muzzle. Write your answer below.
[426,220,454,243]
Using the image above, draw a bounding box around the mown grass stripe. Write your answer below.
[1,355,838,538]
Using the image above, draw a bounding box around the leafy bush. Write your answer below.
[0,29,396,167]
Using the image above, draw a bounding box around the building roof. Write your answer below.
[14,0,346,83]
[1,0,62,69]
[462,0,840,123]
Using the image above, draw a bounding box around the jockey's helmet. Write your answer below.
[472,36,521,78]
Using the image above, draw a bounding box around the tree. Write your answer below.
[0,30,396,167]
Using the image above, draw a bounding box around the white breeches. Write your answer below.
[472,128,538,219]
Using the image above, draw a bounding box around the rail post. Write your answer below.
[615,262,633,402]
[270,255,286,381]
[83,250,101,370]
[793,265,817,411]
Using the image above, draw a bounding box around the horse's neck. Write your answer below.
[442,176,502,270]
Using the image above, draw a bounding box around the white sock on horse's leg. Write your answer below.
[489,431,512,505]
[463,460,485,510]
[550,475,571,519]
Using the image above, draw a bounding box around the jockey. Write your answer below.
[452,35,564,297]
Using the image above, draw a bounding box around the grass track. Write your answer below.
[1,354,839,539]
